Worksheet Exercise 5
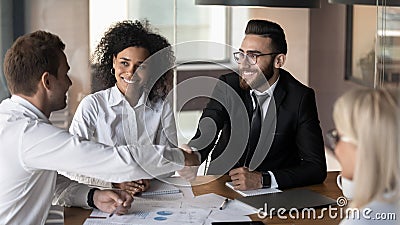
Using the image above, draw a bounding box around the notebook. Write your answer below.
[140,180,180,196]
[236,189,336,214]
[225,182,282,197]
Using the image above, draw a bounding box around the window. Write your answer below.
[346,4,400,87]
[89,0,230,62]
[0,0,22,101]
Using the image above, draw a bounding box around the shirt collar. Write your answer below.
[108,85,125,107]
[10,95,50,123]
[109,85,152,110]
[251,75,280,97]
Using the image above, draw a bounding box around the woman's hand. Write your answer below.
[113,179,151,196]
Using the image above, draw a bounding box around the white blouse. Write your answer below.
[62,86,178,187]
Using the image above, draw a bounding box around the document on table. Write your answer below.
[84,207,211,225]
[85,190,255,224]
[182,193,257,215]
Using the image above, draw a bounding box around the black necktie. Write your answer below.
[244,92,269,167]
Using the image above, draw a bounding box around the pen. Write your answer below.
[88,216,107,219]
[109,204,124,217]
[219,198,229,210]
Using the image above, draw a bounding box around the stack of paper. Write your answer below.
[225,182,282,197]
[140,180,180,196]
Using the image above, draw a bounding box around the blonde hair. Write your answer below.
[333,88,400,208]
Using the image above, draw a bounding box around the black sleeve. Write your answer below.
[272,89,327,189]
[189,75,230,162]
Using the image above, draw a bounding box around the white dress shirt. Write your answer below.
[250,76,279,188]
[0,95,184,225]
[62,86,177,187]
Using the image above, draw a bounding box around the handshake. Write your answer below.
[178,144,200,181]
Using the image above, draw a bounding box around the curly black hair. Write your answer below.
[91,20,174,102]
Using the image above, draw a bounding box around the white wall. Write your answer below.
[24,0,91,126]
[248,8,310,85]
[0,0,12,100]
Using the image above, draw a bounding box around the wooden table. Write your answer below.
[65,171,342,225]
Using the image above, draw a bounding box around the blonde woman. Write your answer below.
[326,88,400,224]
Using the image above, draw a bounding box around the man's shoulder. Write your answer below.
[217,72,243,92]
[279,69,314,94]
[219,71,240,83]
[0,98,28,119]
[0,99,53,132]
[0,98,12,112]
[0,99,19,123]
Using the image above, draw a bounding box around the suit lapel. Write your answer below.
[272,72,287,112]
[242,89,253,122]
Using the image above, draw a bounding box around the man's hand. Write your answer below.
[181,144,200,167]
[178,144,200,181]
[112,179,151,196]
[93,189,133,215]
[228,167,262,191]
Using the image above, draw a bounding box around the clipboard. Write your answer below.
[236,189,336,215]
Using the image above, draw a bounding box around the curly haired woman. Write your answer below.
[61,20,177,196]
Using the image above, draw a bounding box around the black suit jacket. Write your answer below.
[189,69,327,189]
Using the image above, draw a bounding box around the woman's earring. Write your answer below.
[110,68,115,75]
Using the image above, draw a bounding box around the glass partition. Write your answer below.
[346,3,400,87]
[377,6,400,87]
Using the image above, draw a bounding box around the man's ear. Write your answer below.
[41,72,52,90]
[274,54,286,68]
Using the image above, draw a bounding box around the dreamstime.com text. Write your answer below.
[257,196,397,221]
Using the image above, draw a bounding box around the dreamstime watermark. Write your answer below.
[257,196,397,221]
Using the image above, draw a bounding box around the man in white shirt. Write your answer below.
[0,30,199,224]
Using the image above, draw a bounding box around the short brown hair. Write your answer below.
[3,30,65,96]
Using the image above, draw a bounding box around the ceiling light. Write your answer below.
[328,0,400,6]
[195,0,321,8]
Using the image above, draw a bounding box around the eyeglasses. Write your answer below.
[325,129,355,152]
[233,51,279,65]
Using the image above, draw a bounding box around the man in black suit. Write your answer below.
[189,19,326,190]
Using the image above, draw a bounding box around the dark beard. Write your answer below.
[239,76,251,91]
[239,63,274,91]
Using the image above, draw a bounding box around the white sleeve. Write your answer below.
[58,172,113,189]
[52,174,91,208]
[156,101,179,178]
[159,101,178,148]
[69,95,97,139]
[269,171,279,189]
[21,124,185,182]
[63,95,114,187]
